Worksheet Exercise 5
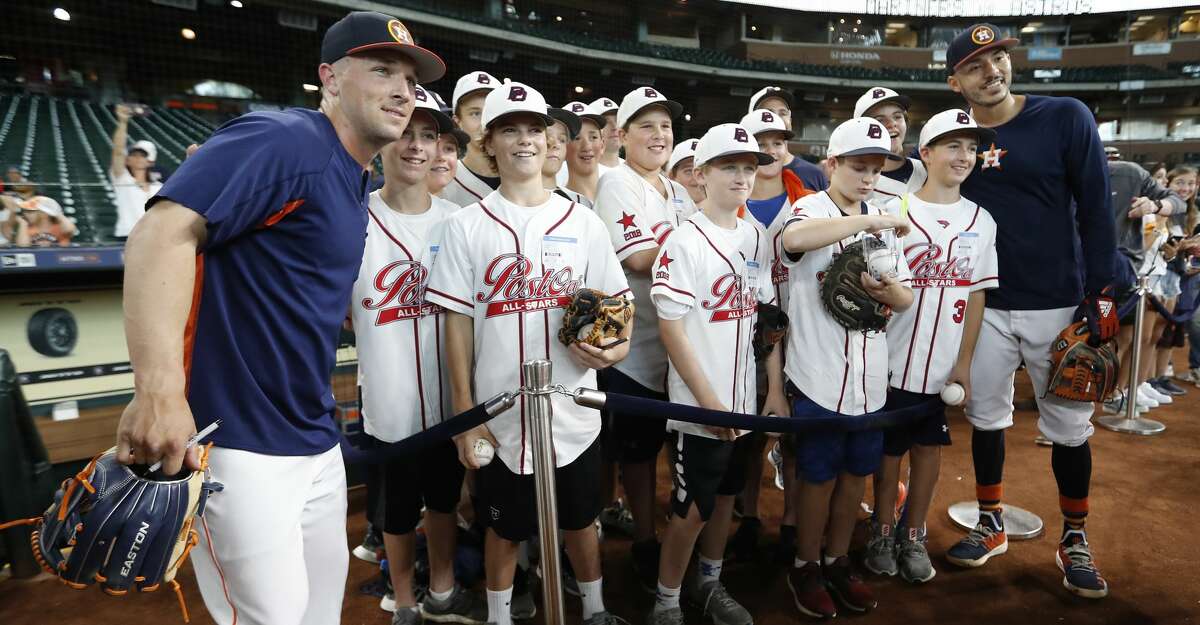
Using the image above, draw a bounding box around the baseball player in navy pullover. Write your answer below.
[940,24,1117,601]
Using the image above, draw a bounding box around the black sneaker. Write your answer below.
[512,565,536,620]
[822,556,876,613]
[631,539,660,594]
[354,523,385,564]
[726,517,762,562]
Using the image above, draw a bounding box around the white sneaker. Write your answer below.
[1135,386,1160,408]
[1102,392,1148,415]
[1140,382,1172,405]
[1165,363,1175,378]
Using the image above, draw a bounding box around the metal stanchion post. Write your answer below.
[1099,276,1165,435]
[523,359,565,625]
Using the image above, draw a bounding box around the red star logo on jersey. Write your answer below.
[979,143,1007,170]
[658,253,673,269]
[617,212,637,231]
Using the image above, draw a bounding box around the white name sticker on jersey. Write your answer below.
[542,235,577,273]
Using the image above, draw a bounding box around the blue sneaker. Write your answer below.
[1056,529,1109,599]
[946,510,1007,568]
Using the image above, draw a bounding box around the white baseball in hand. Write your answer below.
[473,438,495,467]
[867,250,898,280]
[940,383,965,407]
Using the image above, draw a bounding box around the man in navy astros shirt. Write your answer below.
[939,24,1117,600]
[114,12,445,624]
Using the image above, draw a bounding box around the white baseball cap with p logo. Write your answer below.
[853,86,911,119]
[918,108,996,149]
[738,109,795,140]
[616,86,683,129]
[827,117,902,160]
[668,138,700,173]
[693,123,774,168]
[481,81,556,129]
[452,70,500,110]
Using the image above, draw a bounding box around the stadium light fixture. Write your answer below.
[303,83,319,92]
[684,114,692,121]
[750,25,757,31]
[53,7,71,21]
[556,15,562,21]
[181,28,197,40]
[231,0,243,7]
[574,86,585,93]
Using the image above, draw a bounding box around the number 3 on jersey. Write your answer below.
[952,299,966,323]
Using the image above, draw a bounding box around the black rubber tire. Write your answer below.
[27,307,78,358]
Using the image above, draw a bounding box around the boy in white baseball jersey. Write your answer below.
[593,86,694,590]
[667,139,705,205]
[351,85,486,625]
[863,110,999,585]
[854,87,927,204]
[426,82,632,625]
[648,124,789,625]
[778,117,913,619]
[561,101,609,206]
[542,107,582,197]
[443,71,501,207]
[728,109,816,563]
[591,96,623,173]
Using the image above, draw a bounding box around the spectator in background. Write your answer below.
[110,104,163,240]
[1,178,77,246]
[1103,157,1185,414]
[1151,164,1169,189]
[747,86,828,191]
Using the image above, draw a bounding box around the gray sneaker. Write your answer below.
[393,607,422,625]
[420,586,488,624]
[896,532,936,583]
[646,607,684,625]
[688,580,752,625]
[585,611,632,625]
[862,522,897,577]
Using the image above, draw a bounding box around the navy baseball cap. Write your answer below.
[946,23,1018,76]
[321,12,446,83]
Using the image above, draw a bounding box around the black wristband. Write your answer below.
[1153,199,1163,214]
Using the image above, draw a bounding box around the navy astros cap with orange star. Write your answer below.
[321,11,446,83]
[946,23,1018,76]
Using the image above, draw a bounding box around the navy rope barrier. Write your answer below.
[341,386,943,465]
[339,392,514,464]
[584,390,942,434]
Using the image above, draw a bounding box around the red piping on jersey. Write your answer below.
[369,207,426,425]
[610,288,632,298]
[686,221,736,274]
[836,330,850,413]
[480,200,528,472]
[616,236,655,255]
[652,282,694,298]
[922,289,946,394]
[259,199,305,229]
[970,276,999,285]
[367,208,415,260]
[543,202,575,364]
[901,211,934,389]
[426,287,471,308]
[451,176,484,202]
[546,202,575,234]
[183,255,204,393]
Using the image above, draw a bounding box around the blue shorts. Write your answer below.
[882,388,951,456]
[788,385,883,484]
